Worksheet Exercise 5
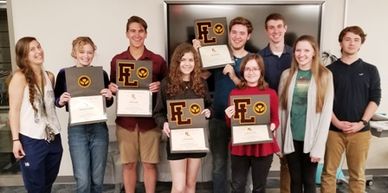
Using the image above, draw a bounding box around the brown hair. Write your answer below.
[238,54,268,90]
[265,13,286,29]
[15,37,40,112]
[126,16,148,32]
[71,36,97,58]
[229,17,253,34]
[280,35,331,112]
[338,25,366,43]
[167,42,206,97]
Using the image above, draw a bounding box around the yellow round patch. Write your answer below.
[137,67,149,79]
[213,23,225,35]
[189,103,201,115]
[253,101,267,115]
[78,75,91,88]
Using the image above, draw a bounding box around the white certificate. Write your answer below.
[232,124,272,145]
[116,89,152,117]
[199,44,233,69]
[170,128,209,153]
[69,95,107,126]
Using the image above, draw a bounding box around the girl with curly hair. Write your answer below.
[154,42,213,193]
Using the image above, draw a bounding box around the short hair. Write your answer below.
[126,16,148,32]
[338,26,366,43]
[229,17,253,34]
[265,13,286,29]
[71,36,97,58]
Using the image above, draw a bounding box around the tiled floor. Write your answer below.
[1,177,387,193]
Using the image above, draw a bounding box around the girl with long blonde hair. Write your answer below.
[278,35,334,193]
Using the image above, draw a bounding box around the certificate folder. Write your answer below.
[65,66,107,126]
[115,60,153,117]
[167,98,209,153]
[230,95,273,145]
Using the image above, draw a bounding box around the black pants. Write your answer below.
[285,140,317,193]
[231,154,273,193]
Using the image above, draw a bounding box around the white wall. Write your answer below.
[7,0,388,176]
[345,0,388,169]
[8,0,168,176]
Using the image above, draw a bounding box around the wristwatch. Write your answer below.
[361,119,368,126]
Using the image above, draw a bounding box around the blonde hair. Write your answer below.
[280,35,330,112]
[71,36,96,58]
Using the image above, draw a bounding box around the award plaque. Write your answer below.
[65,66,104,96]
[167,98,209,153]
[194,17,228,46]
[230,95,272,145]
[194,17,233,69]
[65,66,107,126]
[115,60,152,117]
[115,60,152,89]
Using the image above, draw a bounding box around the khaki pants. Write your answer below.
[321,130,371,193]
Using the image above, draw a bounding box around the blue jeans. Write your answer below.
[19,134,63,193]
[68,122,109,193]
[209,118,230,193]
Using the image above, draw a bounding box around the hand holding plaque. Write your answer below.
[194,17,233,69]
[167,98,209,153]
[65,66,107,126]
[115,60,153,117]
[230,95,273,145]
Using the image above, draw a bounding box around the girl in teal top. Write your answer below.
[278,35,334,193]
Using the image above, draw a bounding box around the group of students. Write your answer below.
[8,13,380,193]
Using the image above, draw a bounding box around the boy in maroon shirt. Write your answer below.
[109,16,167,193]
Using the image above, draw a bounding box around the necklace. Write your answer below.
[184,81,190,89]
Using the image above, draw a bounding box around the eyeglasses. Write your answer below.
[244,67,260,72]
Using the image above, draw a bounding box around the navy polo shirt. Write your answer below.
[260,44,293,92]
